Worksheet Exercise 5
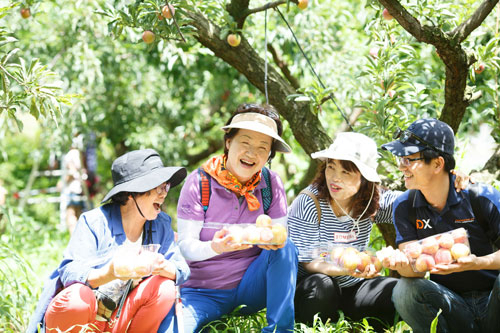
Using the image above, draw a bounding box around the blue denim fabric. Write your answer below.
[27,203,190,333]
[392,275,500,333]
[159,240,298,333]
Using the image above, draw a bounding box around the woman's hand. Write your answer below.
[152,254,176,280]
[211,229,253,254]
[258,243,285,251]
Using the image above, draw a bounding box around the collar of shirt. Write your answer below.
[412,174,462,214]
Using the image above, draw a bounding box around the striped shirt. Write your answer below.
[288,185,400,287]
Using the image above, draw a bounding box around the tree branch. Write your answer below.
[185,9,332,155]
[267,43,300,90]
[452,0,500,43]
[247,1,287,16]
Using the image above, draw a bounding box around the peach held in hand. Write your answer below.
[371,256,383,272]
[451,228,468,243]
[415,254,435,272]
[341,248,361,271]
[259,227,274,243]
[421,237,439,255]
[405,242,422,259]
[438,234,454,249]
[271,224,287,244]
[434,249,453,265]
[245,226,261,244]
[451,243,470,259]
[256,214,272,227]
[330,247,344,265]
[357,251,372,272]
[228,225,244,243]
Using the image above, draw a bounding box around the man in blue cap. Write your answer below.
[381,118,500,332]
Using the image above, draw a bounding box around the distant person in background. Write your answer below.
[59,135,87,234]
[84,132,100,204]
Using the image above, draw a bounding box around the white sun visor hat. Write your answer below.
[221,112,291,153]
[311,132,381,183]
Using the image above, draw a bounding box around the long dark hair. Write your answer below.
[312,159,380,220]
[223,103,283,163]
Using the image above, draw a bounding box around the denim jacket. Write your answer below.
[27,203,190,333]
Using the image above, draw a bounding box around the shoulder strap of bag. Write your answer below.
[198,167,211,212]
[299,189,322,224]
[408,189,417,226]
[261,167,272,213]
[468,184,500,248]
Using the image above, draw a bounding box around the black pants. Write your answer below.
[294,273,398,331]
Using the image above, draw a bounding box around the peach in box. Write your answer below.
[451,243,470,259]
[434,249,453,265]
[421,237,439,255]
[451,228,468,243]
[405,242,422,259]
[415,254,435,272]
[341,247,361,271]
[271,224,287,244]
[438,233,454,249]
[357,251,371,272]
[256,214,272,227]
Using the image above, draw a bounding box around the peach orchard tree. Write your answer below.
[100,0,500,246]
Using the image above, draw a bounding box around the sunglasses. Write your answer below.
[392,128,441,153]
[156,182,170,195]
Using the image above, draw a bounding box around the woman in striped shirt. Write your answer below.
[288,132,399,330]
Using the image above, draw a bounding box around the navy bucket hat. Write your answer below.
[382,118,455,157]
[101,149,187,203]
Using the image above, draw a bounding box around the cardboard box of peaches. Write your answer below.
[206,214,288,246]
[402,227,471,272]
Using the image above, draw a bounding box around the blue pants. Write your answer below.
[159,240,298,333]
[392,275,500,333]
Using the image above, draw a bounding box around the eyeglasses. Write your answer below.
[392,128,441,153]
[398,156,425,167]
[156,183,170,195]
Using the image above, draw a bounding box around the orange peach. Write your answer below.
[415,254,435,272]
[357,251,372,272]
[405,242,422,259]
[271,224,287,244]
[259,227,274,243]
[451,228,468,244]
[256,214,272,227]
[341,249,361,271]
[451,243,470,259]
[330,247,344,264]
[421,237,439,255]
[434,249,453,265]
[438,233,454,249]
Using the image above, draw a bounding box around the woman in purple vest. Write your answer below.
[159,104,298,332]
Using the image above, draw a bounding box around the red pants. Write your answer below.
[45,276,175,332]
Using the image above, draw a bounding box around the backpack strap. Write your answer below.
[468,184,500,249]
[299,189,322,224]
[198,168,211,212]
[261,167,272,214]
[408,189,417,226]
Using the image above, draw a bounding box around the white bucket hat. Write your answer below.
[221,112,291,153]
[311,132,381,183]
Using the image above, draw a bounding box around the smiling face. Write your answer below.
[398,152,436,190]
[325,159,362,208]
[225,129,272,184]
[133,183,169,220]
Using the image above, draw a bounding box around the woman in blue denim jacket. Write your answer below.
[27,149,190,333]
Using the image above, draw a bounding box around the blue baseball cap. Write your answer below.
[381,118,455,157]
